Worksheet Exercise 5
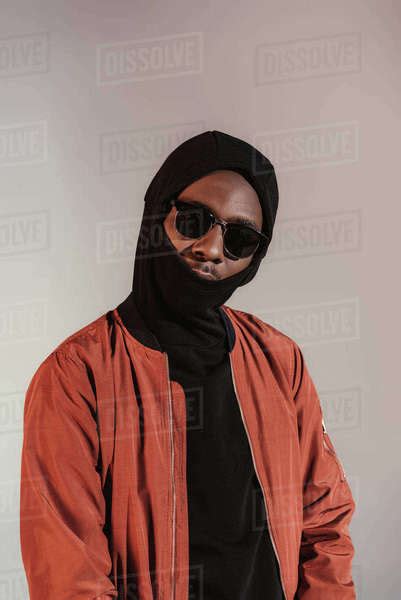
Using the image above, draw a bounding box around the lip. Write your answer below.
[182,256,218,280]
[191,267,217,280]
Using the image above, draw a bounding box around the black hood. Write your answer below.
[126,129,279,354]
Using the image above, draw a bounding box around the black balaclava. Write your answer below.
[131,130,279,372]
[129,131,284,600]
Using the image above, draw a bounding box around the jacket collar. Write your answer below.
[116,291,236,353]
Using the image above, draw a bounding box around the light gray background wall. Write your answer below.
[1,1,400,598]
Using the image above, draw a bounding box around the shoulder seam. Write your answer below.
[52,348,87,370]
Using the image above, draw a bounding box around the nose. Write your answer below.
[191,223,225,262]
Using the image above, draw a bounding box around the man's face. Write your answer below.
[163,169,263,281]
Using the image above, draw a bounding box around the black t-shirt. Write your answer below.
[167,344,285,600]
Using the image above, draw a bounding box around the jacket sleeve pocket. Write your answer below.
[20,351,118,600]
[291,342,357,600]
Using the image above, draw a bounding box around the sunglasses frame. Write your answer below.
[169,198,268,261]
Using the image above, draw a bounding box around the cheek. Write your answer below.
[229,255,252,275]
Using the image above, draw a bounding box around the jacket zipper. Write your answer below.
[165,353,176,600]
[228,353,288,600]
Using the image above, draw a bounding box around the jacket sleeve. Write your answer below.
[291,342,357,600]
[20,350,118,600]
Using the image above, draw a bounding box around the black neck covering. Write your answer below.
[131,130,278,376]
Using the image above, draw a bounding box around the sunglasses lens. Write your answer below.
[224,225,260,259]
[175,203,211,239]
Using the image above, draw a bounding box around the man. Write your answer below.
[20,130,356,600]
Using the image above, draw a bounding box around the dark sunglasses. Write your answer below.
[169,198,268,260]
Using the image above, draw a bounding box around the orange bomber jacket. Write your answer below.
[20,291,356,600]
